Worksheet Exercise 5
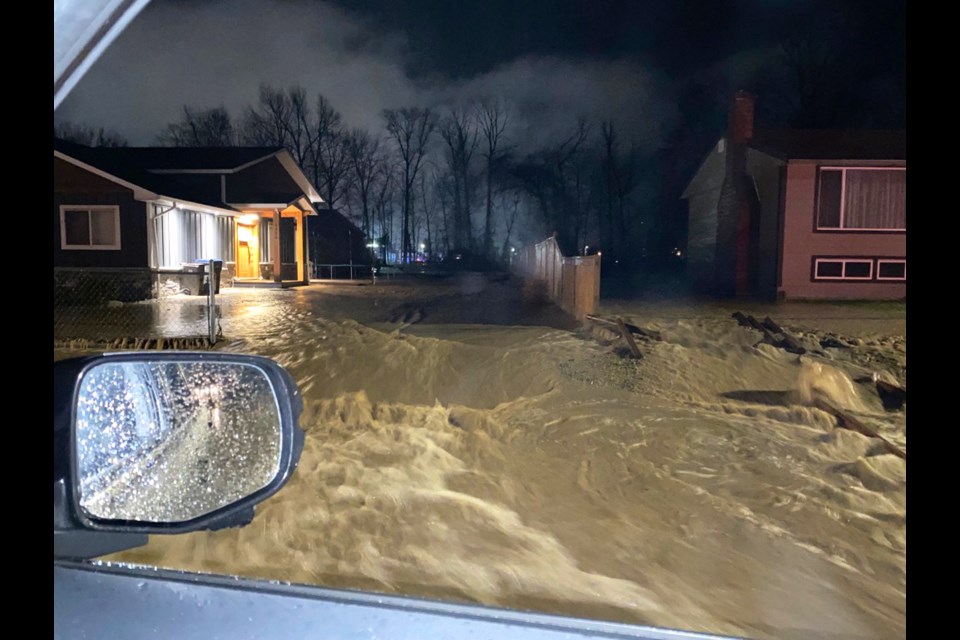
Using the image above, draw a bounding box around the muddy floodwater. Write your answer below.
[84,275,905,639]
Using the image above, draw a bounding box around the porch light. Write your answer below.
[238,213,260,225]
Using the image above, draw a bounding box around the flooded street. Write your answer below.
[102,275,906,639]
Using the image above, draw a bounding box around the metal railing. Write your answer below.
[311,263,374,281]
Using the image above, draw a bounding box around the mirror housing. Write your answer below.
[54,352,304,559]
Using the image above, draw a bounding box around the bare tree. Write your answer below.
[498,190,522,262]
[241,86,352,209]
[157,106,235,146]
[344,128,384,236]
[383,107,436,263]
[511,117,590,253]
[600,120,618,253]
[310,95,351,210]
[240,85,314,165]
[418,171,445,257]
[613,144,639,254]
[373,159,397,263]
[476,100,510,258]
[551,117,591,252]
[432,170,453,254]
[438,106,480,252]
[768,6,865,128]
[54,121,128,147]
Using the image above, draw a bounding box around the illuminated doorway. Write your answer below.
[236,215,260,279]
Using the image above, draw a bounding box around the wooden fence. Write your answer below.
[513,236,601,320]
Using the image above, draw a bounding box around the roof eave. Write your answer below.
[274,150,324,205]
[681,137,724,200]
[146,150,281,175]
[152,196,239,217]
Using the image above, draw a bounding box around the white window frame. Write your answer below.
[60,205,122,250]
[814,258,874,281]
[815,166,906,232]
[876,259,907,281]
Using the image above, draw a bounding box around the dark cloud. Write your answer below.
[55,0,680,150]
[436,56,677,153]
[56,0,416,142]
[55,0,904,149]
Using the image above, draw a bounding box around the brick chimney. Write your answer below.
[729,90,755,144]
[714,91,756,297]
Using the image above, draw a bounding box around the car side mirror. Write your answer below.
[54,353,304,559]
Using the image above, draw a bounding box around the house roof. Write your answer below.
[682,129,906,200]
[310,208,366,238]
[54,138,282,172]
[748,129,906,161]
[54,138,323,213]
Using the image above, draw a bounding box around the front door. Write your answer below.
[236,221,259,279]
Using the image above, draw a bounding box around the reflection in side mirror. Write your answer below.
[75,360,283,523]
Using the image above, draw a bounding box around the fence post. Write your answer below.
[208,259,216,346]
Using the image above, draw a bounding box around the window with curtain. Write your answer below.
[816,168,906,231]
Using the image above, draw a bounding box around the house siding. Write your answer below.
[746,150,785,299]
[683,143,725,291]
[683,143,784,298]
[686,190,720,289]
[779,161,906,299]
[54,157,149,268]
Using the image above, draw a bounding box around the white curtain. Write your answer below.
[844,169,906,230]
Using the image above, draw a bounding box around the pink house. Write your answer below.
[682,92,905,300]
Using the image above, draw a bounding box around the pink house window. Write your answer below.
[816,167,906,231]
[877,259,906,281]
[814,258,873,281]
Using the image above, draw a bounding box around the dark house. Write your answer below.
[307,209,371,279]
[682,92,906,300]
[54,139,323,300]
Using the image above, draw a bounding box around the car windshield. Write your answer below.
[54,2,906,638]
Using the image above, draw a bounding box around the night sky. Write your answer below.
[55,0,905,143]
[54,0,905,248]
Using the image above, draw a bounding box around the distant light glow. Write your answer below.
[238,213,260,225]
[366,242,379,249]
